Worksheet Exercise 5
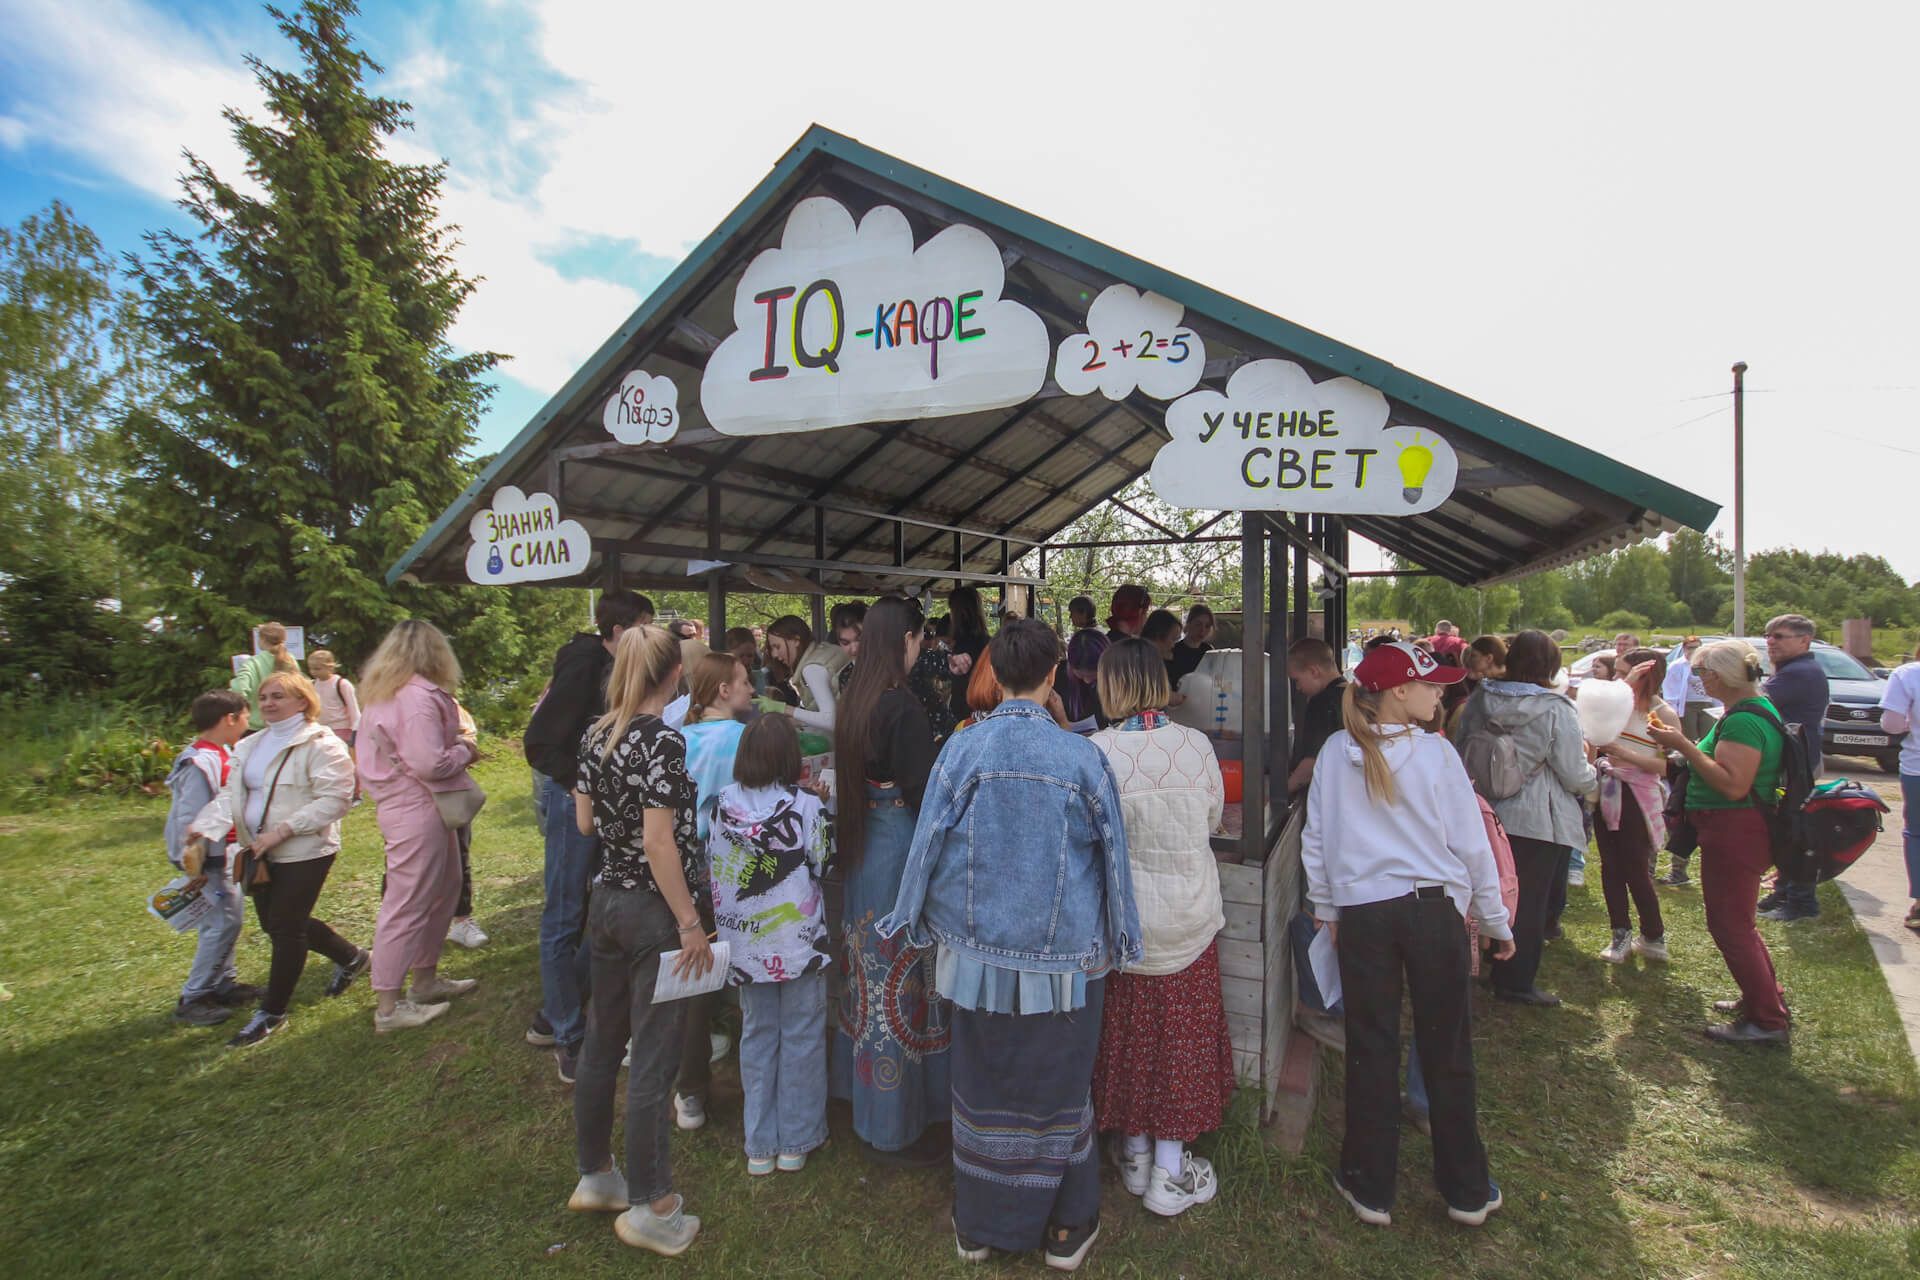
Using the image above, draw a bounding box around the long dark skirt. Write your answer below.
[951,979,1105,1252]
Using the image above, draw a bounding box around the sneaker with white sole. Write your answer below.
[1631,934,1669,963]
[1567,867,1585,888]
[746,1156,776,1177]
[1447,1179,1503,1226]
[409,975,477,1002]
[673,1093,706,1131]
[1333,1174,1392,1226]
[1143,1152,1218,1217]
[614,1197,699,1257]
[776,1152,807,1173]
[446,918,490,949]
[709,1032,731,1064]
[1043,1218,1100,1272]
[1599,928,1633,964]
[373,999,449,1034]
[1112,1145,1151,1197]
[954,1225,990,1263]
[568,1167,629,1212]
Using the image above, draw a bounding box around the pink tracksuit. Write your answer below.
[358,675,479,992]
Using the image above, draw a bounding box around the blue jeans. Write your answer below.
[1902,773,1920,899]
[180,859,245,1003]
[538,772,599,1051]
[738,972,830,1160]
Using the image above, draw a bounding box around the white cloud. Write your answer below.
[1150,359,1459,515]
[0,115,27,150]
[464,485,590,584]
[700,196,1048,436]
[601,369,679,444]
[1054,284,1205,401]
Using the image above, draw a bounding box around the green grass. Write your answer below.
[2,755,1917,1278]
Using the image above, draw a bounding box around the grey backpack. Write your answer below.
[1461,718,1527,801]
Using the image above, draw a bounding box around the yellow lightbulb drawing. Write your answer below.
[1396,435,1435,504]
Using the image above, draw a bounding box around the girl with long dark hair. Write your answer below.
[828,596,949,1165]
[945,586,991,722]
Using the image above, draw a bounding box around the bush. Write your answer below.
[0,695,184,811]
[462,670,547,740]
[1659,599,1697,628]
[1529,605,1577,632]
[1594,609,1652,635]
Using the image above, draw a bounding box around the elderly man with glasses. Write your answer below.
[1757,614,1828,922]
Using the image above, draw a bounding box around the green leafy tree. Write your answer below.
[121,0,528,699]
[1666,529,1730,623]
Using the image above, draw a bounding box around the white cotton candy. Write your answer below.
[1577,677,1636,746]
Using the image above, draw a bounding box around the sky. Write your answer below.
[2,0,1915,580]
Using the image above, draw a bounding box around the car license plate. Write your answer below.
[1832,733,1888,747]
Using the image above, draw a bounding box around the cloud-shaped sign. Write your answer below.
[1054,284,1205,401]
[1149,359,1458,514]
[699,197,1050,436]
[603,370,679,444]
[465,486,592,584]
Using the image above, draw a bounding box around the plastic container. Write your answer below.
[1218,759,1243,804]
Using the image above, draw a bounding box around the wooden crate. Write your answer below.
[1218,806,1306,1116]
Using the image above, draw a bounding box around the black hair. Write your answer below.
[190,689,248,731]
[834,597,922,870]
[829,600,869,633]
[992,617,1062,692]
[948,586,989,645]
[1142,608,1182,646]
[1068,595,1096,627]
[596,590,653,637]
[1184,603,1215,623]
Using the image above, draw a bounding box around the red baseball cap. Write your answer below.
[1353,641,1468,692]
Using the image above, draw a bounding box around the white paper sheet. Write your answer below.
[1308,927,1342,1009]
[148,876,213,933]
[652,941,731,1004]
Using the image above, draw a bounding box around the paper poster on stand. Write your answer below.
[603,370,679,444]
[465,486,592,584]
[1149,359,1457,514]
[700,197,1050,436]
[1053,284,1205,401]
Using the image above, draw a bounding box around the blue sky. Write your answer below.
[3,0,1917,576]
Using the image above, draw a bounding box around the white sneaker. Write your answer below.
[1567,867,1586,888]
[446,918,490,949]
[673,1092,706,1131]
[409,975,477,1002]
[1632,935,1670,963]
[1600,929,1633,964]
[374,999,450,1034]
[1113,1145,1151,1197]
[1143,1153,1218,1217]
[568,1167,629,1212]
[709,1031,731,1064]
[614,1197,700,1257]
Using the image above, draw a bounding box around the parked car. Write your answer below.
[1644,636,1905,774]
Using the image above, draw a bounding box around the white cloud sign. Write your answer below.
[699,197,1050,436]
[1054,284,1205,401]
[1150,359,1457,514]
[465,486,592,584]
[603,369,679,444]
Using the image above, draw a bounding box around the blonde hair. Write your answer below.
[1693,639,1765,697]
[359,619,462,705]
[1097,638,1170,721]
[260,671,321,722]
[258,621,298,673]
[1341,682,1398,805]
[591,625,682,760]
[686,652,744,723]
[307,648,337,678]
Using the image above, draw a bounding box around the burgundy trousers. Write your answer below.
[1692,807,1790,1030]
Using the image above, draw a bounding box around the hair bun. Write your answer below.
[1745,653,1765,679]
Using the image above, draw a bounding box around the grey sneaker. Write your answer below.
[1600,929,1633,964]
[373,999,449,1034]
[174,996,233,1027]
[568,1167,629,1212]
[614,1196,700,1257]
[409,975,477,1002]
[1632,935,1669,963]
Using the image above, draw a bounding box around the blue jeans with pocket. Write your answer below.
[537,772,598,1051]
[180,856,245,1003]
[738,971,830,1160]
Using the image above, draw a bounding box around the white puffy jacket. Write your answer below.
[224,720,356,864]
[1090,722,1225,975]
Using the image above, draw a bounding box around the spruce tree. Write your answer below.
[125,0,505,691]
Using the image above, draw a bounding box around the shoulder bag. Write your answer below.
[374,723,487,830]
[234,744,299,892]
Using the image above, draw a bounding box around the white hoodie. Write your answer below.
[1302,724,1512,939]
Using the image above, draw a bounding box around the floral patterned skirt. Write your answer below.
[1091,942,1236,1142]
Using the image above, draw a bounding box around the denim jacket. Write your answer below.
[878,699,1143,975]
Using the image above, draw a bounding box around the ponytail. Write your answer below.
[1340,682,1399,806]
[257,620,296,673]
[591,625,682,760]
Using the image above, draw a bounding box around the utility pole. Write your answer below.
[1731,361,1748,636]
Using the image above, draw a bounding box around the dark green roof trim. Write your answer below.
[389,125,1718,585]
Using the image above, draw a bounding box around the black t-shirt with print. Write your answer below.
[577,714,704,903]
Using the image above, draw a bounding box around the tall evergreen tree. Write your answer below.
[124,0,503,691]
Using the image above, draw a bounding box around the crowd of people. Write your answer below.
[152,590,1920,1267]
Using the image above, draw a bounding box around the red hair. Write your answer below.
[966,642,1002,715]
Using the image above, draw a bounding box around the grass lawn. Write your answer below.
[3,753,1917,1279]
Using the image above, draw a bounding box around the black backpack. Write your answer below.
[1720,703,1816,875]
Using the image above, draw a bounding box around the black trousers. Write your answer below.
[250,855,360,1015]
[1337,890,1491,1211]
[1491,836,1567,994]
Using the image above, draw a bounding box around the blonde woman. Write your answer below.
[357,621,482,1034]
[307,649,361,745]
[1647,641,1792,1044]
[223,671,365,1048]
[568,625,711,1257]
[231,620,300,730]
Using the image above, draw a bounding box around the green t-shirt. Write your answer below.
[1686,696,1785,811]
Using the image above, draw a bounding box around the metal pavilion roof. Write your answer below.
[388,126,1719,594]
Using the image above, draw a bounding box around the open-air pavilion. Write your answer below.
[388,124,1720,1135]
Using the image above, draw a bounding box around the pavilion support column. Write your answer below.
[706,571,727,642]
[811,509,828,638]
[1268,520,1288,811]
[1291,516,1311,642]
[1239,518,1267,866]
